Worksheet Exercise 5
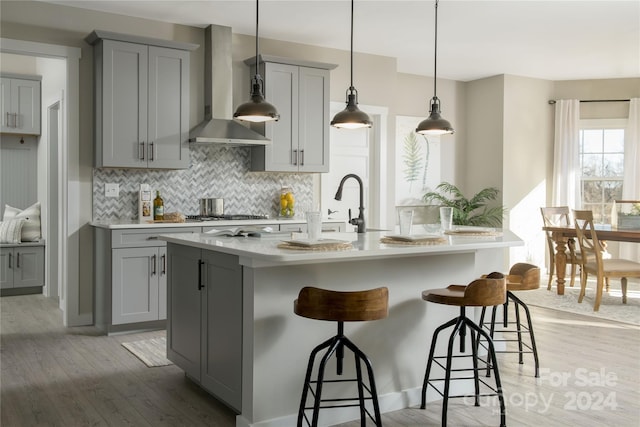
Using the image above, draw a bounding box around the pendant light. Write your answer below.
[330,0,372,129]
[234,0,279,123]
[416,0,454,135]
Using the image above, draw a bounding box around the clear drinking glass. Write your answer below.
[399,209,414,235]
[305,211,322,240]
[439,207,453,231]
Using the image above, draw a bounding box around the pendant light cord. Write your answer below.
[433,0,438,98]
[255,0,260,64]
[350,0,354,91]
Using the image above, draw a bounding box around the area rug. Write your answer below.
[122,337,173,367]
[517,278,640,326]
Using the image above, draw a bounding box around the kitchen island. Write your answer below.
[160,230,523,427]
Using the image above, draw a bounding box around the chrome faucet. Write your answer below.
[334,173,366,233]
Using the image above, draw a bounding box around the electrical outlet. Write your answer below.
[105,183,119,198]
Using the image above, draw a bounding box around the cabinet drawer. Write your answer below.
[111,227,200,248]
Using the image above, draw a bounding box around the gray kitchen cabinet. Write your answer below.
[167,244,242,412]
[94,226,200,334]
[87,31,197,169]
[111,246,166,325]
[0,244,45,290]
[0,75,41,135]
[246,55,336,173]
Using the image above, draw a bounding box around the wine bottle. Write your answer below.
[153,190,164,221]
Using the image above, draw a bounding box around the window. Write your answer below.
[579,119,627,223]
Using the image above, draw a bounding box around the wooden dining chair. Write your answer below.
[573,210,640,311]
[540,206,582,290]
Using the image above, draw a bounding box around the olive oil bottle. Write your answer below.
[153,190,164,221]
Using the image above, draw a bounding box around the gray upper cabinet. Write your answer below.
[1,75,41,135]
[87,31,197,169]
[246,55,336,173]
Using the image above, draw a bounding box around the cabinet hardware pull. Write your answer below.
[16,253,20,268]
[300,149,304,166]
[198,260,205,290]
[147,236,158,240]
[140,141,145,160]
[151,254,157,275]
[5,112,9,127]
[149,141,155,161]
[13,113,18,128]
[8,253,11,269]
[161,254,166,275]
[292,149,298,165]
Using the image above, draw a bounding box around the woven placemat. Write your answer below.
[277,242,354,251]
[444,230,502,237]
[380,237,447,245]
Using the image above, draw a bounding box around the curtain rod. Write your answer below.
[548,99,630,105]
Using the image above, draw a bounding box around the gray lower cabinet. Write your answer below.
[94,226,200,334]
[0,244,44,289]
[167,243,242,413]
[111,246,166,325]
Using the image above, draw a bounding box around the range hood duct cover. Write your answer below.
[189,24,270,145]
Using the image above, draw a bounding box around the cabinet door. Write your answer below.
[1,78,40,135]
[147,46,190,169]
[166,244,202,379]
[101,40,148,168]
[112,247,158,325]
[259,62,299,172]
[157,246,167,320]
[1,78,12,133]
[0,248,13,289]
[13,246,44,288]
[201,250,243,412]
[298,67,329,172]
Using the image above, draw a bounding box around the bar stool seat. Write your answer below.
[295,286,389,427]
[478,263,541,377]
[421,274,507,427]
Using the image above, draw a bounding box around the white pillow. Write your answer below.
[0,219,26,244]
[3,202,41,242]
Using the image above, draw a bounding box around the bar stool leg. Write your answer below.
[342,338,383,427]
[441,317,465,427]
[513,294,524,364]
[466,318,507,427]
[420,317,458,409]
[509,292,540,378]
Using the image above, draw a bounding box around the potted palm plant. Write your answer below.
[422,182,505,227]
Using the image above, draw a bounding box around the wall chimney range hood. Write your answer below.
[189,25,270,146]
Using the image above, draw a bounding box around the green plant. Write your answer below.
[422,182,505,227]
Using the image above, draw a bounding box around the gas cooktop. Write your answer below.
[186,214,269,222]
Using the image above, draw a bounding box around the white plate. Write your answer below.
[383,234,444,242]
[281,239,350,248]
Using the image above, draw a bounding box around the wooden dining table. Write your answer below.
[542,225,640,294]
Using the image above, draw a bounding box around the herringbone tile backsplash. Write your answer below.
[93,145,313,221]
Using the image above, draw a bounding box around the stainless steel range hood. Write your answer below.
[189,25,270,146]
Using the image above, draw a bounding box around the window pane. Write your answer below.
[603,181,623,202]
[581,153,602,176]
[582,130,603,153]
[604,129,624,152]
[603,154,624,176]
[582,181,602,203]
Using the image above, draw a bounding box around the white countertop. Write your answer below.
[160,229,523,268]
[90,218,344,229]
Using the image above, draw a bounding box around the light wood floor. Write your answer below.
[2,294,639,426]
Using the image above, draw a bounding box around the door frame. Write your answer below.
[1,38,85,326]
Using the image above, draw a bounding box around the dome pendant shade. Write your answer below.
[233,76,280,123]
[234,0,279,123]
[331,90,372,129]
[416,97,454,135]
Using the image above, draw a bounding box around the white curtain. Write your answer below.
[620,98,640,261]
[551,99,581,208]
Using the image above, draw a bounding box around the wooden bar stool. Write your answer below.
[421,274,507,427]
[295,286,388,427]
[478,263,541,378]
